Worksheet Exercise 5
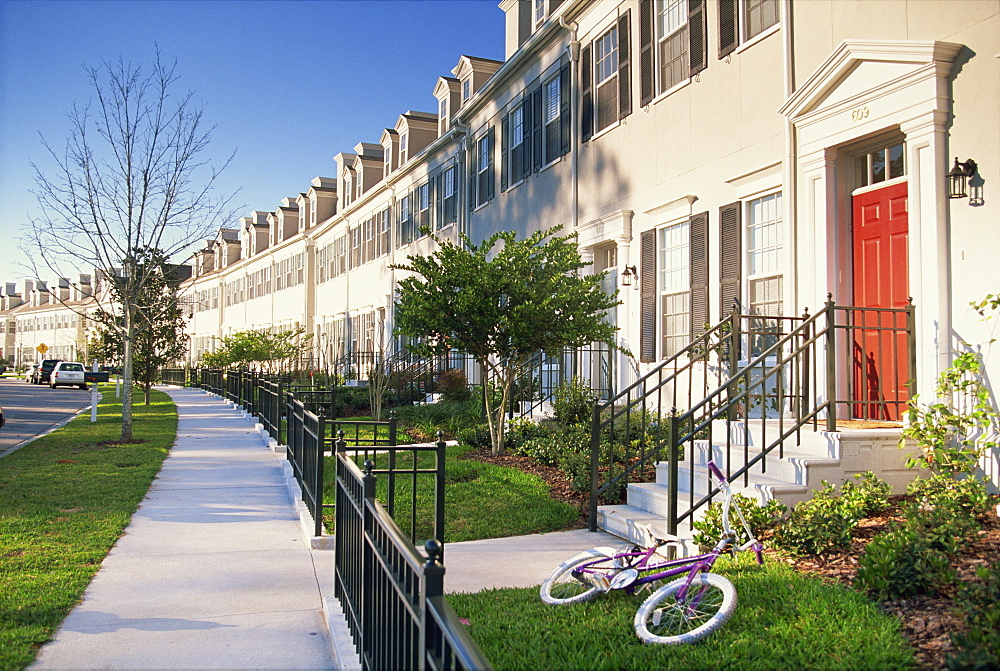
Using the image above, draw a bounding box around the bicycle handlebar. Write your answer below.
[707,460,726,483]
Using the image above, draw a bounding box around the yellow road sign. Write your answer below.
[36,343,48,354]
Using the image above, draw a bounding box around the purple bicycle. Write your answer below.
[540,461,765,644]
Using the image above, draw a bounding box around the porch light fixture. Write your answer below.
[947,157,977,199]
[621,265,638,289]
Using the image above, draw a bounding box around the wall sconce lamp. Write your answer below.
[621,265,638,289]
[947,157,978,199]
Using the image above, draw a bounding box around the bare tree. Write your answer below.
[26,52,236,442]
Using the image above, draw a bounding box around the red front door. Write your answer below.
[851,181,910,420]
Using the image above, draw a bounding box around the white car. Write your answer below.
[24,364,38,382]
[50,361,88,390]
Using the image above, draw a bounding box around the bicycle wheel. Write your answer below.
[539,549,616,605]
[634,572,736,644]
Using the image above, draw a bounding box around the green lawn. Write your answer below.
[323,443,581,542]
[449,554,915,670]
[0,388,176,670]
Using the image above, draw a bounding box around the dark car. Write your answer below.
[33,359,62,385]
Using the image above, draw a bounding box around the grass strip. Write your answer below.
[323,443,580,542]
[0,387,176,670]
[449,554,914,670]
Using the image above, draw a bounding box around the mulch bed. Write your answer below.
[462,447,1000,669]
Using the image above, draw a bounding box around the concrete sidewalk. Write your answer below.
[32,387,338,670]
[30,386,627,670]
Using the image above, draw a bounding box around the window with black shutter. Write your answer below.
[581,44,593,141]
[639,229,656,362]
[719,0,778,59]
[719,201,742,318]
[690,211,709,338]
[639,0,705,103]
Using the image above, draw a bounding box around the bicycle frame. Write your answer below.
[570,461,763,597]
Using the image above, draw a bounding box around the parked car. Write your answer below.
[50,361,88,390]
[24,364,38,382]
[33,359,62,385]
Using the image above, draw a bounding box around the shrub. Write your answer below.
[906,474,995,519]
[855,525,955,598]
[692,493,786,548]
[773,482,860,556]
[855,477,986,599]
[552,376,598,426]
[456,424,492,450]
[773,472,891,556]
[947,562,1000,670]
[436,368,472,402]
[840,471,891,516]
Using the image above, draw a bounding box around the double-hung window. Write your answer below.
[747,193,783,318]
[415,182,431,237]
[441,166,457,227]
[657,0,688,91]
[397,194,413,246]
[470,128,495,208]
[594,27,619,132]
[659,221,690,357]
[638,0,707,105]
[582,12,632,140]
[503,64,570,190]
[719,0,779,58]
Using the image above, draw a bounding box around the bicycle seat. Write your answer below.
[640,524,683,547]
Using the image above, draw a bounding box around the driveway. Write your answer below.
[0,377,96,458]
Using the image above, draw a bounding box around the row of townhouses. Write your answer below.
[5,1,998,497]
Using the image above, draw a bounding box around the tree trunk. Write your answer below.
[120,309,134,443]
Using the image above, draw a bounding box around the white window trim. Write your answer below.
[734,22,780,56]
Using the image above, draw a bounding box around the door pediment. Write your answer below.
[779,40,963,122]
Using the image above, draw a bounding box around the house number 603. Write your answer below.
[851,106,870,122]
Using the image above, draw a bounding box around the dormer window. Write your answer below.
[400,133,408,164]
[439,98,448,126]
[462,78,471,102]
[534,0,545,28]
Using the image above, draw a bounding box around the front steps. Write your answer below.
[597,420,919,547]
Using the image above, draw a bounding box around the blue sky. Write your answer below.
[0,0,505,284]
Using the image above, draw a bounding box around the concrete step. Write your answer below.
[595,504,695,554]
[666,442,842,488]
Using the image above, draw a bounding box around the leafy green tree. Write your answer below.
[89,248,190,405]
[392,227,620,455]
[200,328,313,373]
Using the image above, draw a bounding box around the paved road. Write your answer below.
[0,376,95,457]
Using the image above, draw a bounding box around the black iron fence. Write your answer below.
[335,454,491,671]
[285,398,329,537]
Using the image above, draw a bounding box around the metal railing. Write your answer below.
[588,297,916,534]
[334,454,491,671]
[258,379,285,444]
[199,368,225,396]
[285,397,328,536]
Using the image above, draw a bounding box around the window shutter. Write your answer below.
[559,62,571,156]
[690,212,709,338]
[639,0,654,106]
[433,171,443,230]
[501,115,510,192]
[689,0,708,75]
[469,145,478,208]
[719,201,742,318]
[640,229,656,363]
[529,88,540,171]
[617,10,632,118]
[486,127,496,201]
[581,44,593,142]
[718,0,739,59]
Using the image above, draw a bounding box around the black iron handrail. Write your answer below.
[588,298,916,535]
